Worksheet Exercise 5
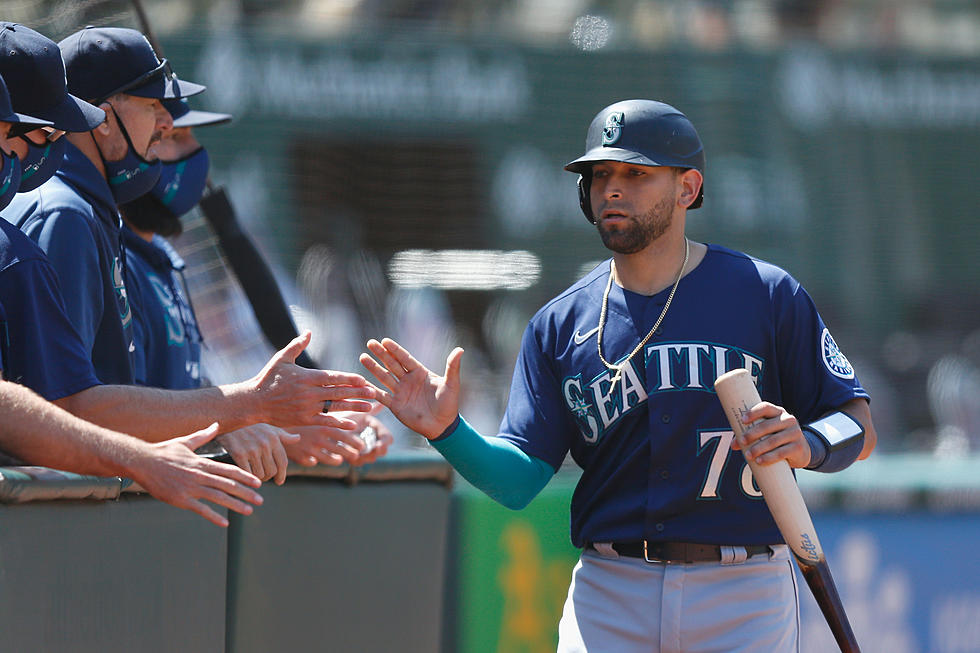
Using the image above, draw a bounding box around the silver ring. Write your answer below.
[323,400,332,413]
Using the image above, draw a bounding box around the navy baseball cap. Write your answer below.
[163,98,232,128]
[0,23,105,132]
[0,73,53,130]
[59,26,206,104]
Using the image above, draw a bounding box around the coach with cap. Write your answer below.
[0,23,106,193]
[0,73,52,212]
[3,26,206,384]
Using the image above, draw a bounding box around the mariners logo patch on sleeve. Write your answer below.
[821,328,854,379]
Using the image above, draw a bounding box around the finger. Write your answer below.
[176,422,221,450]
[315,449,344,466]
[741,401,778,424]
[320,440,360,464]
[198,486,259,516]
[740,416,780,446]
[316,370,372,386]
[247,452,266,482]
[359,353,400,390]
[324,399,376,414]
[225,445,254,477]
[327,428,367,451]
[258,444,278,482]
[198,469,265,504]
[272,443,289,485]
[752,440,802,466]
[307,414,359,430]
[381,338,425,374]
[367,401,384,416]
[184,499,230,527]
[367,339,407,378]
[321,385,379,402]
[198,459,263,488]
[445,347,465,386]
[272,331,312,366]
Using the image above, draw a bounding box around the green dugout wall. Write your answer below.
[2,452,979,652]
[0,455,451,652]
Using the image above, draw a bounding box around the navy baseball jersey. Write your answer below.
[123,227,203,389]
[3,141,136,385]
[0,218,100,399]
[499,244,868,549]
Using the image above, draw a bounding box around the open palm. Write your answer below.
[360,338,463,440]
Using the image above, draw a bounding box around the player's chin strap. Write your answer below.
[577,173,596,224]
[802,410,865,473]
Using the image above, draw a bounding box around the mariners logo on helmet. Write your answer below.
[602,112,624,146]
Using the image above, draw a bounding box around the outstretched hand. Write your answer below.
[359,338,463,440]
[131,423,264,527]
[249,331,379,428]
[285,403,394,467]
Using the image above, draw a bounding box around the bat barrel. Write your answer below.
[799,561,862,653]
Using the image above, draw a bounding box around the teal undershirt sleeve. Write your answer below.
[430,415,556,510]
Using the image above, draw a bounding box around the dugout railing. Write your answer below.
[0,452,452,653]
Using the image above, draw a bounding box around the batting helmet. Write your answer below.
[565,99,705,223]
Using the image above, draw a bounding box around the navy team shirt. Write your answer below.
[123,227,203,389]
[0,218,100,398]
[499,244,869,549]
[3,141,136,385]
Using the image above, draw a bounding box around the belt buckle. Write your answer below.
[642,540,669,564]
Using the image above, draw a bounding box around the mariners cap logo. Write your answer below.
[821,328,854,379]
[602,112,624,146]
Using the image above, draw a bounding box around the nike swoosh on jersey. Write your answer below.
[573,326,600,345]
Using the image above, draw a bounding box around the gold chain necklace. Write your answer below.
[597,238,689,391]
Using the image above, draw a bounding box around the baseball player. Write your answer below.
[361,99,877,651]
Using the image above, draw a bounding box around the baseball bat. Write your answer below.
[714,368,860,653]
[130,0,318,370]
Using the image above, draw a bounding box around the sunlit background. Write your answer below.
[7,2,980,651]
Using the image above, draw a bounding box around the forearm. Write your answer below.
[800,398,876,473]
[431,416,554,510]
[843,398,876,459]
[0,380,150,477]
[57,382,259,442]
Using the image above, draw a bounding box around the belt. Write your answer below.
[590,541,774,564]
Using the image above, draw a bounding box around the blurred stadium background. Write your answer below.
[5,1,980,652]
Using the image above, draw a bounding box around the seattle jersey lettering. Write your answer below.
[562,341,764,443]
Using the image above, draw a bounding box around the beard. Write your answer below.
[118,192,184,237]
[596,195,674,254]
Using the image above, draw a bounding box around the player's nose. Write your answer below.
[153,100,174,134]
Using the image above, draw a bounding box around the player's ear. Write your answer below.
[677,169,703,209]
